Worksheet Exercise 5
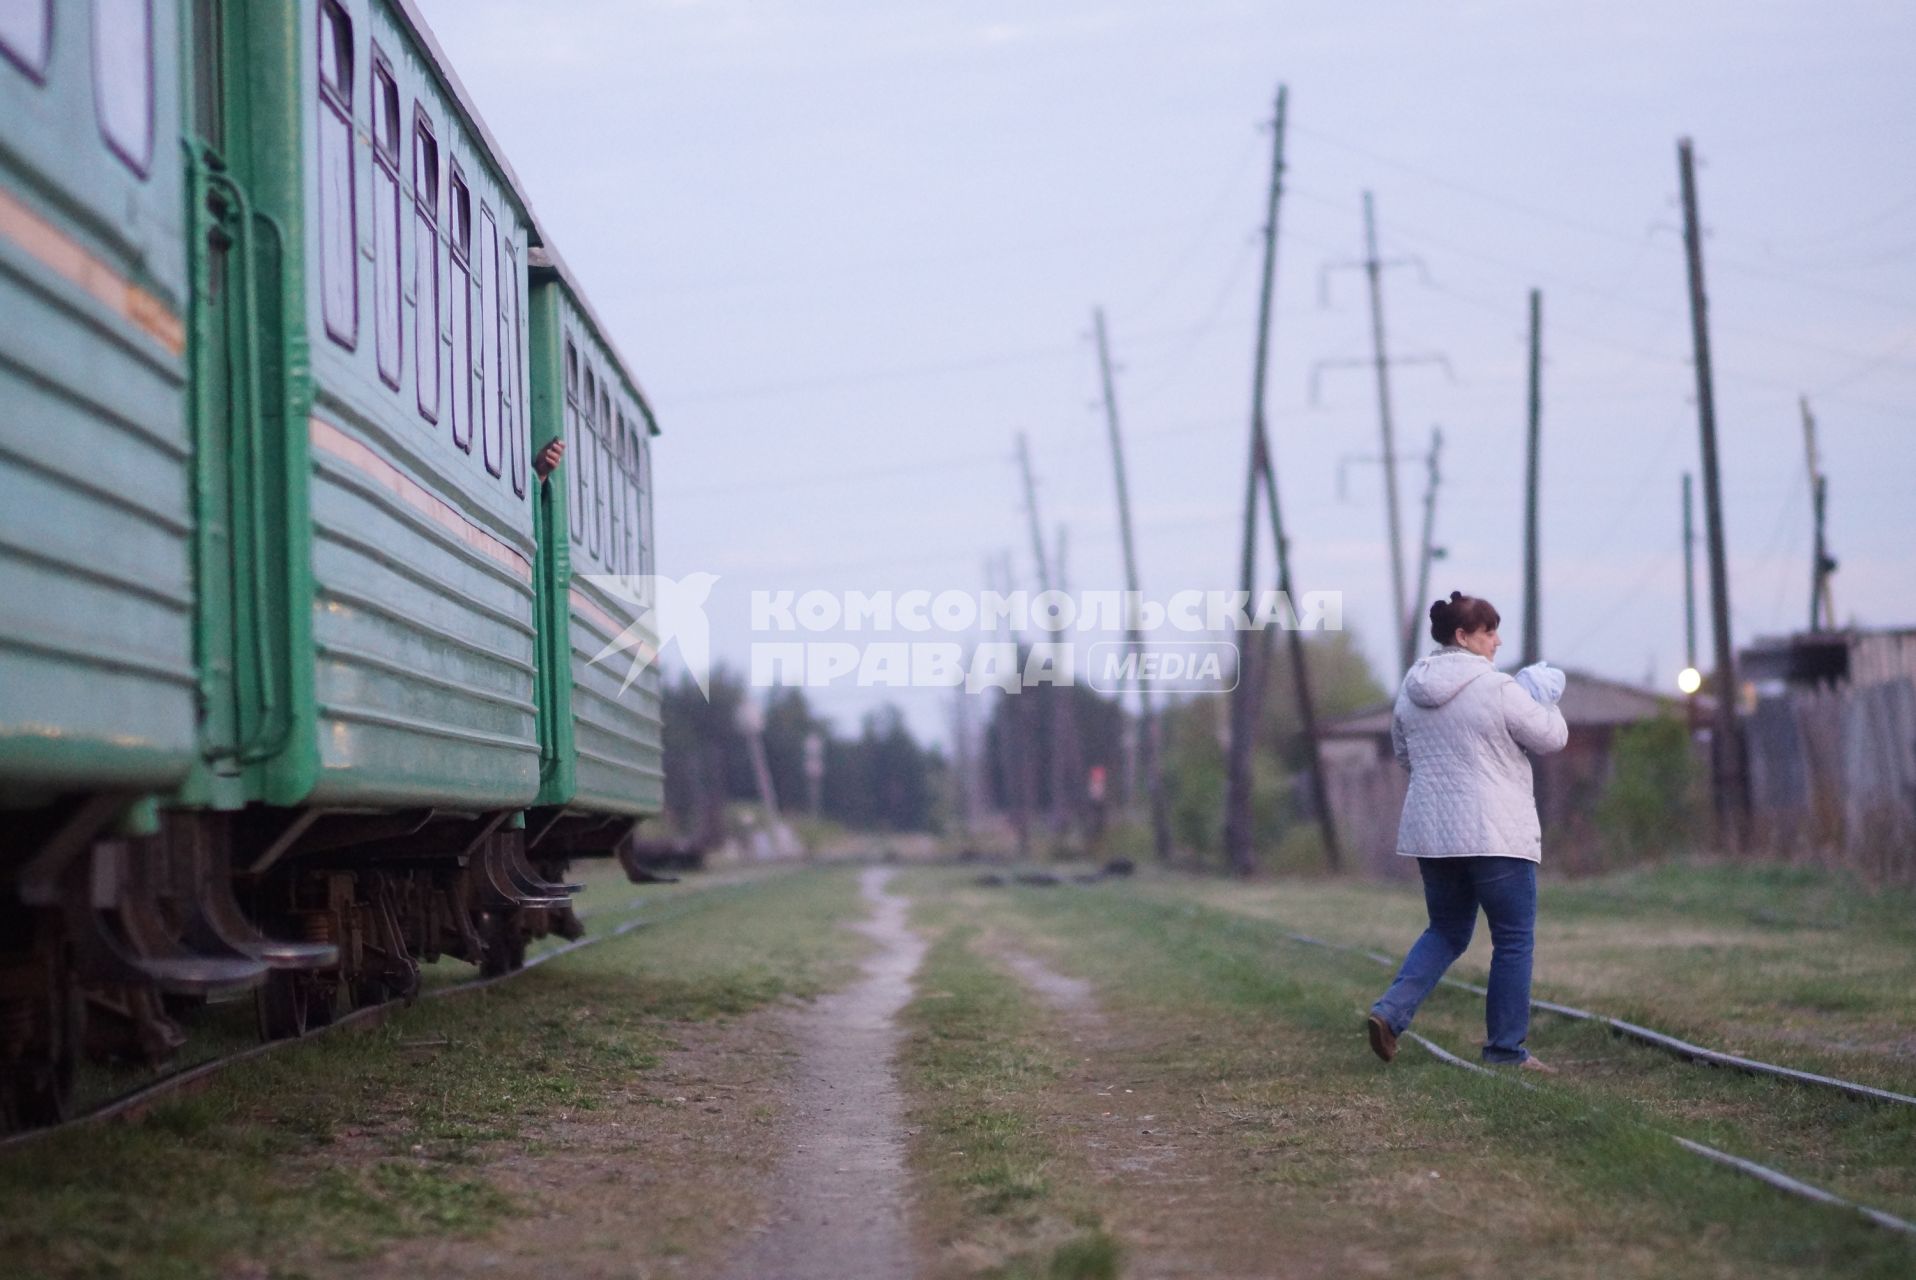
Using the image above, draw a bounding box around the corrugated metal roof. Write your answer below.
[1323,666,1696,738]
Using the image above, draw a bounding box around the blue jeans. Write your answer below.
[1371,856,1537,1064]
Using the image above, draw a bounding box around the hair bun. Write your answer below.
[1427,591,1502,649]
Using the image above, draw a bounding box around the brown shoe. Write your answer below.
[1367,1013,1398,1063]
[1517,1054,1558,1075]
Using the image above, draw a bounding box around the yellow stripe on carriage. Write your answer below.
[0,186,186,356]
[309,417,533,582]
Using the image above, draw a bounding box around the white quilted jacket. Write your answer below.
[1391,648,1569,861]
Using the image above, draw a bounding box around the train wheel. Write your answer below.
[0,929,81,1132]
[255,971,338,1040]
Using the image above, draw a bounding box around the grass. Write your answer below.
[0,865,867,1279]
[1160,859,1916,1089]
[899,889,1122,1280]
[912,867,1916,1277]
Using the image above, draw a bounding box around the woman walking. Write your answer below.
[1366,592,1568,1070]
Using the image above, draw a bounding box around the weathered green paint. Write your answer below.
[528,282,578,808]
[179,0,317,809]
[2,0,660,825]
[527,269,665,817]
[0,2,196,799]
[299,0,540,808]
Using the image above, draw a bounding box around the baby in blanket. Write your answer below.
[1514,661,1565,706]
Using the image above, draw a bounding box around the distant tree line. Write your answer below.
[660,667,945,842]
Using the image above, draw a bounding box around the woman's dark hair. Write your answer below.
[1429,591,1500,645]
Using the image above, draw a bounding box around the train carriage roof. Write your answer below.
[393,0,659,437]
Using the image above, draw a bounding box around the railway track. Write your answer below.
[1400,1024,1916,1239]
[1248,921,1916,1240]
[1269,923,1916,1108]
[0,885,723,1153]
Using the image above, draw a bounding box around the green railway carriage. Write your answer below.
[0,1,195,799]
[0,0,668,1130]
[293,0,542,811]
[526,251,665,832]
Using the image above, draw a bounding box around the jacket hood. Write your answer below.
[1402,648,1494,708]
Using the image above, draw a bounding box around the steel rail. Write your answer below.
[1396,1023,1916,1240]
[1263,920,1916,1108]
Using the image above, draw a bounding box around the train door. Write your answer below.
[183,0,295,801]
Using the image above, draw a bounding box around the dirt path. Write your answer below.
[719,867,927,1280]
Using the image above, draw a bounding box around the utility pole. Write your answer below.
[1254,431,1344,870]
[1678,136,1749,839]
[1363,192,1413,674]
[1521,288,1543,668]
[989,551,1033,859]
[735,699,782,854]
[1093,305,1174,864]
[1406,426,1444,667]
[1225,84,1290,879]
[949,686,972,842]
[1015,433,1083,849]
[1800,396,1838,630]
[1318,206,1444,672]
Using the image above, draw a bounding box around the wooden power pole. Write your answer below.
[1406,426,1444,668]
[1224,86,1291,878]
[1521,288,1543,668]
[1015,433,1084,849]
[1677,137,1749,838]
[1093,306,1174,863]
[1800,396,1838,630]
[988,551,1034,859]
[1362,192,1414,675]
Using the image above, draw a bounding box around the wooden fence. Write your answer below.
[1746,676,1916,883]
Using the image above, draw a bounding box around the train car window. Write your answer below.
[640,435,655,582]
[607,411,624,574]
[565,339,583,540]
[507,249,527,497]
[597,385,612,563]
[582,367,600,557]
[626,419,641,578]
[93,0,154,176]
[371,51,402,388]
[480,206,501,477]
[628,415,643,574]
[315,2,357,348]
[0,0,51,79]
[447,166,473,451]
[413,108,441,423]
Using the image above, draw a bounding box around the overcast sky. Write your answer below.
[421,0,1915,743]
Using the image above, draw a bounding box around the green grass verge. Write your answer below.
[0,866,866,1280]
[1158,859,1916,1090]
[962,873,1916,1278]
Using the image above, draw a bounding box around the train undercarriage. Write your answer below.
[0,802,641,1133]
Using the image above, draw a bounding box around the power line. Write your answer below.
[1292,124,1916,310]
